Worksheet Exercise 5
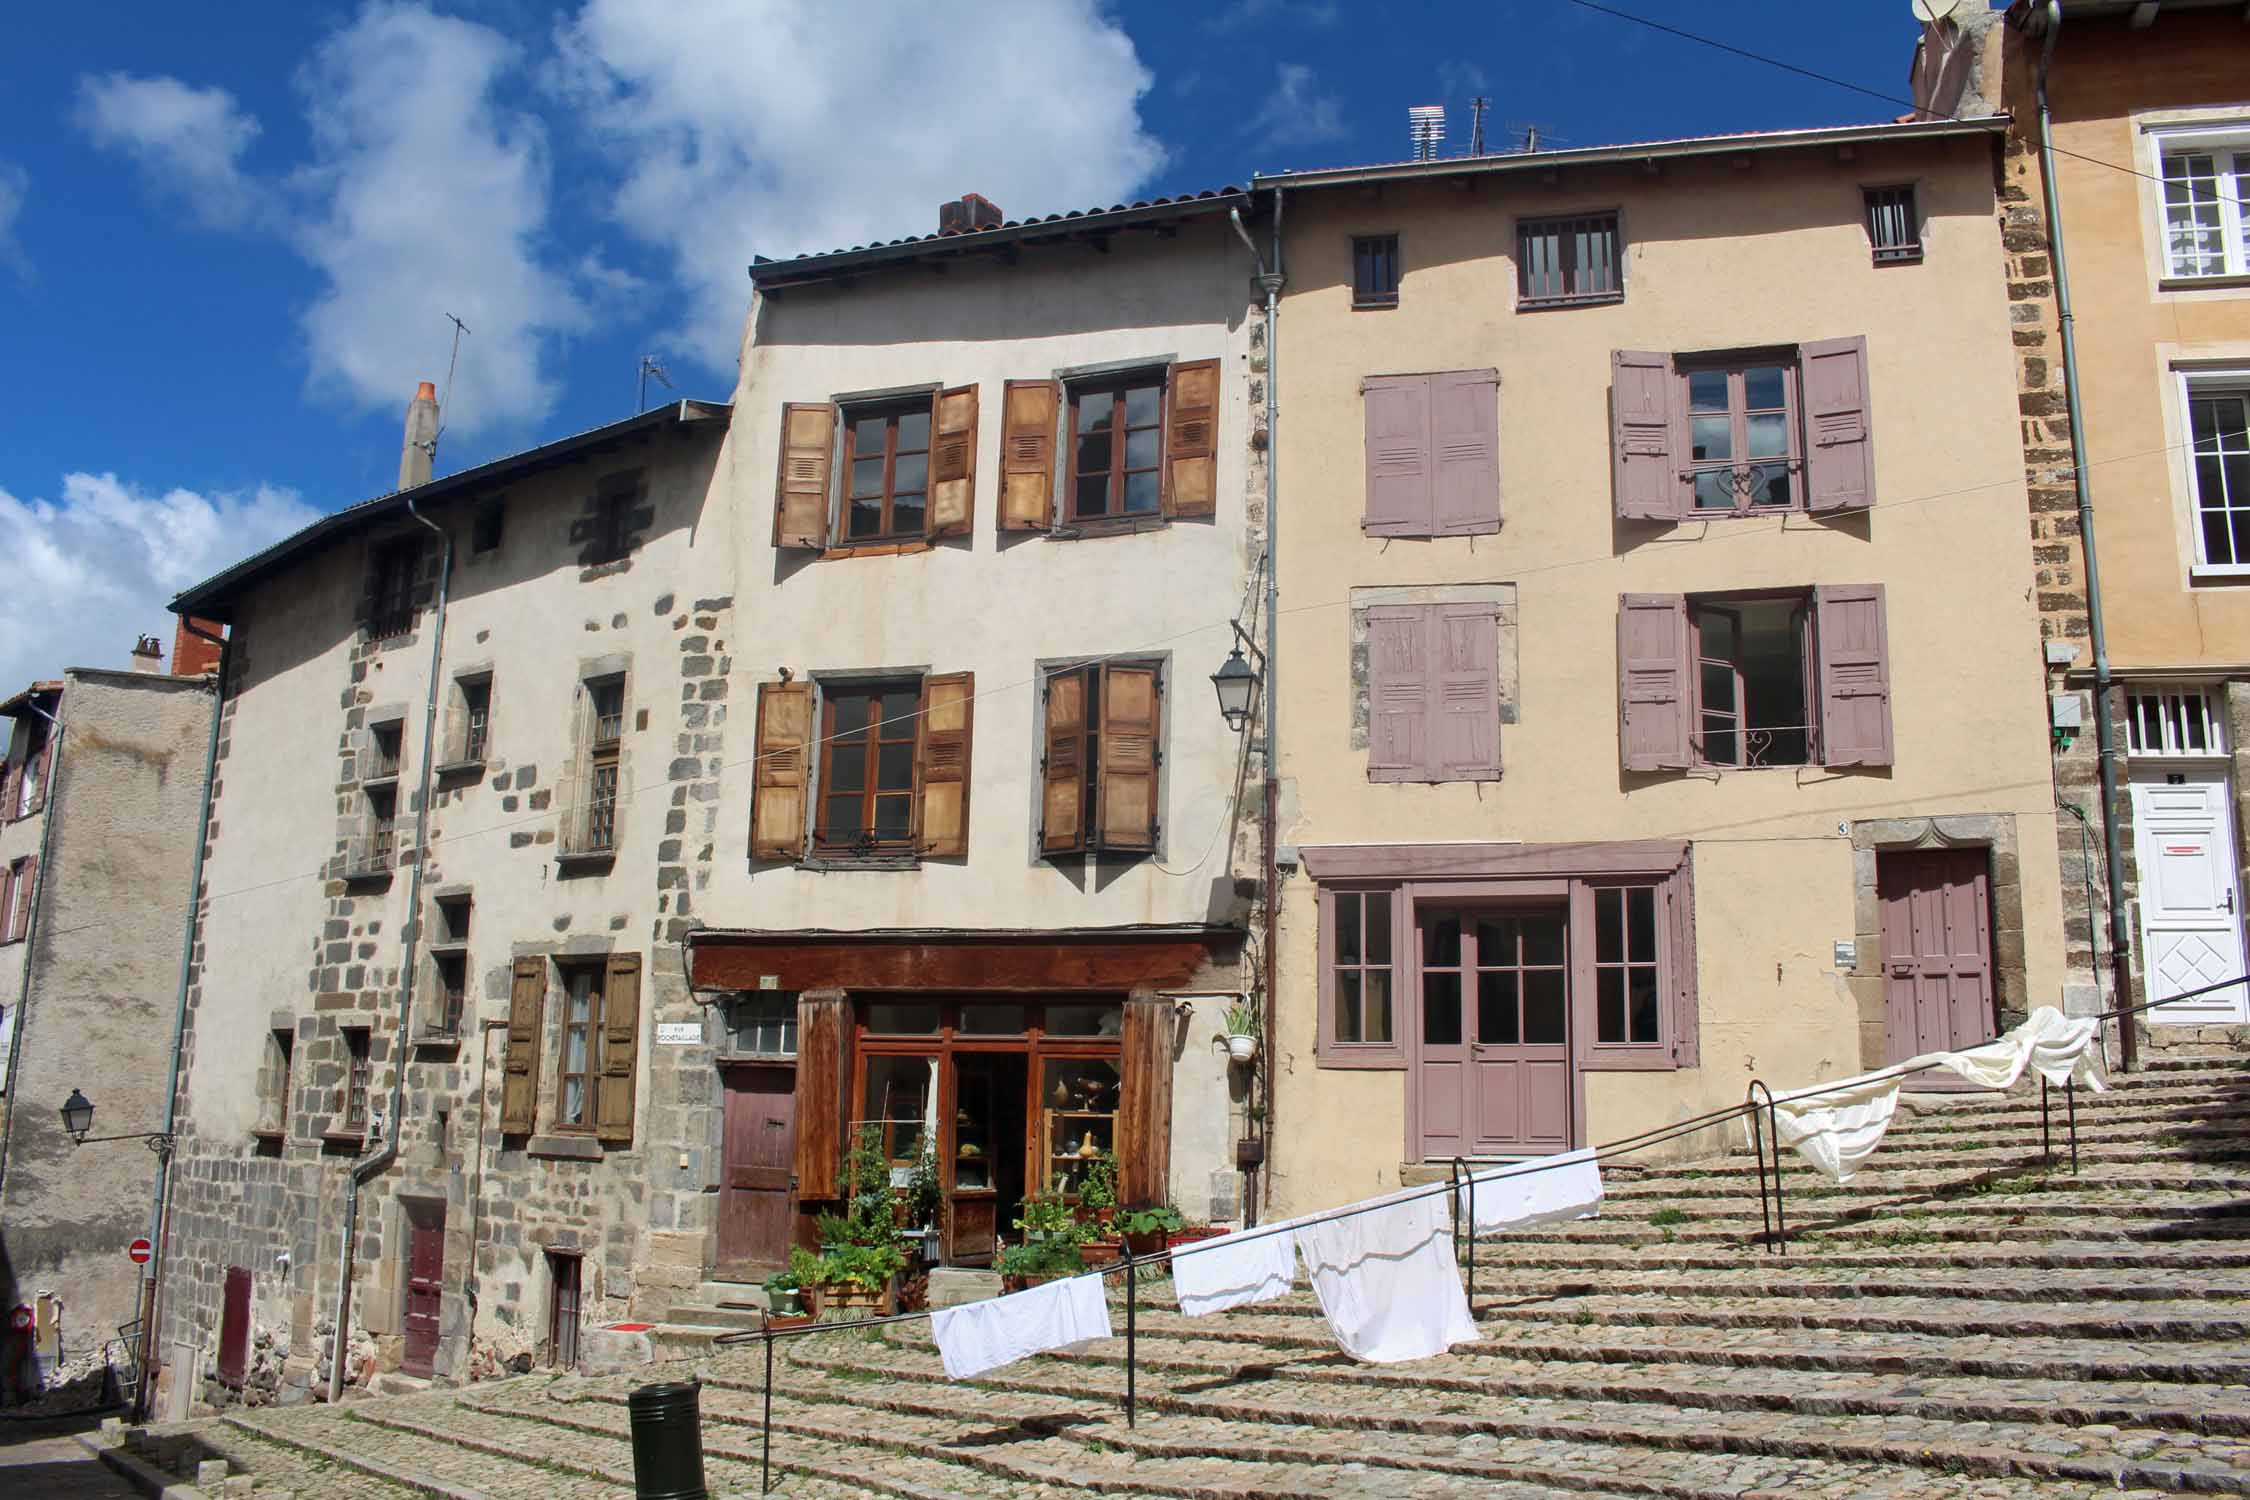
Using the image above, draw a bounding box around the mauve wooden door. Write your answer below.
[402,1205,444,1378]
[1879,849,1994,1067]
[719,1065,797,1274]
[1416,908,1572,1159]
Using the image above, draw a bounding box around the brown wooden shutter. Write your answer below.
[793,992,852,1201]
[1116,993,1175,1209]
[913,671,974,858]
[1612,351,1680,521]
[1617,594,1692,772]
[999,379,1058,531]
[1800,335,1876,513]
[1096,662,1161,853]
[1162,358,1220,518]
[927,384,978,539]
[1432,602,1501,780]
[1430,368,1502,535]
[772,402,836,550]
[595,951,641,1143]
[1362,374,1433,535]
[1040,668,1088,855]
[501,957,544,1134]
[1366,605,1431,783]
[750,680,813,861]
[12,855,34,941]
[0,868,13,944]
[1815,584,1894,767]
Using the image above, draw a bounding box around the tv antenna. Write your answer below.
[1468,96,1491,157]
[433,311,470,466]
[1408,105,1446,162]
[1509,121,1565,155]
[637,354,675,413]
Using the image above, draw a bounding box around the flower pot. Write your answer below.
[764,1311,816,1332]
[767,1287,805,1316]
[1000,1272,1064,1295]
[1225,1033,1258,1063]
[1080,1237,1122,1269]
[1122,1229,1167,1259]
[1166,1226,1231,1251]
[812,1281,892,1320]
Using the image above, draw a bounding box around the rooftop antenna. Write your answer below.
[1508,121,1565,154]
[432,312,470,466]
[1408,105,1446,162]
[636,354,675,414]
[1468,96,1491,157]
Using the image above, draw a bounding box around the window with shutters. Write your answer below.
[774,385,977,554]
[1366,602,1502,783]
[556,961,605,1131]
[1360,369,1501,537]
[2183,376,2250,573]
[999,359,1218,533]
[2155,127,2250,280]
[752,670,974,865]
[1683,356,1801,513]
[444,674,492,768]
[1039,659,1163,858]
[1353,234,1400,309]
[1068,371,1166,521]
[1692,594,1816,768]
[1862,185,1922,265]
[842,400,933,541]
[1516,211,1622,308]
[816,680,919,853]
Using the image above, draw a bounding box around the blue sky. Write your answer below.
[0,0,1920,688]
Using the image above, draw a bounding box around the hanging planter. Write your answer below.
[1222,999,1261,1064]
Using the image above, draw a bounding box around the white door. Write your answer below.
[2132,772,2250,1023]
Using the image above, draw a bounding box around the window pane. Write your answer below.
[1075,472,1112,516]
[864,1054,935,1164]
[1477,970,1518,1045]
[1596,888,1622,965]
[960,1003,1025,1034]
[1743,366,1786,410]
[1523,914,1565,967]
[848,498,883,538]
[566,1025,587,1072]
[1687,370,1728,411]
[1476,917,1518,965]
[1124,470,1160,514]
[853,421,887,456]
[1746,411,1788,459]
[892,452,928,495]
[852,457,885,498]
[1076,391,1114,433]
[1628,888,1656,960]
[1365,970,1393,1043]
[1366,892,1392,963]
[1337,892,1362,965]
[1337,970,1362,1044]
[1423,971,1462,1046]
[1524,971,1567,1044]
[1597,968,1625,1044]
[1076,431,1112,477]
[1045,1003,1122,1037]
[876,742,914,790]
[827,747,865,793]
[1701,661,1737,711]
[895,409,930,450]
[1424,914,1461,967]
[1703,724,1739,766]
[1125,384,1162,427]
[1628,967,1661,1044]
[891,495,925,534]
[1752,462,1793,508]
[1691,415,1732,463]
[832,694,871,736]
[1700,610,1737,658]
[1693,470,1735,511]
[881,689,919,725]
[822,794,860,834]
[874,793,911,838]
[2204,506,2234,567]
[1125,428,1160,472]
[866,1003,941,1034]
[563,1077,584,1123]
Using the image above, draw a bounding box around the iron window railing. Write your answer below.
[1863,185,1922,264]
[1517,212,1622,307]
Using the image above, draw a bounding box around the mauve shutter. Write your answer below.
[1367,606,1431,783]
[1617,594,1692,772]
[1431,369,1502,535]
[750,680,813,861]
[1816,584,1894,767]
[1800,335,1876,513]
[926,384,978,539]
[913,671,973,858]
[1362,374,1433,536]
[500,957,544,1135]
[1432,602,1501,780]
[999,379,1058,531]
[1611,351,1680,521]
[772,403,836,550]
[1162,358,1220,518]
[595,952,641,1143]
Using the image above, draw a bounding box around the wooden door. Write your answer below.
[2132,773,2250,1023]
[548,1253,581,1371]
[1415,908,1572,1158]
[718,1065,797,1274]
[1878,848,1994,1067]
[402,1204,444,1378]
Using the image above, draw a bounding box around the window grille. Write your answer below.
[2127,689,2225,756]
[1863,185,1922,264]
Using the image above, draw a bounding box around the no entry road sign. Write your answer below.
[127,1238,153,1265]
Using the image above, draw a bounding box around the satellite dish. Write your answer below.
[1911,0,1961,22]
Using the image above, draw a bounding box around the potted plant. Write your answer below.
[811,1240,904,1318]
[1115,1204,1184,1259]
[809,1125,907,1317]
[1073,1152,1122,1263]
[996,1236,1085,1294]
[906,1142,944,1260]
[1167,1217,1231,1252]
[1013,1191,1076,1245]
[1223,1000,1261,1063]
[764,1246,820,1323]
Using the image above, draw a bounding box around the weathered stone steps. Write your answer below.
[1448,1267,2250,1304]
[1462,1238,2250,1272]
[1598,1163,2250,1204]
[1589,1191,2250,1226]
[179,1418,427,1500]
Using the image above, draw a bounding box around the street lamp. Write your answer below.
[59,1088,173,1157]
[1210,645,1258,734]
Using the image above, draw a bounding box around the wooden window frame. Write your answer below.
[368,722,403,782]
[1863,184,1922,265]
[1352,234,1400,310]
[1065,370,1167,524]
[363,784,398,873]
[1689,591,1818,770]
[581,678,624,855]
[1678,353,1805,516]
[814,678,921,855]
[341,1027,371,1136]
[1515,211,1623,309]
[458,677,492,766]
[555,961,607,1132]
[367,538,420,640]
[1317,886,1405,1066]
[840,400,935,544]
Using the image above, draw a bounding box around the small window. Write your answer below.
[433,894,473,946]
[2159,140,2250,280]
[842,401,932,542]
[263,1029,294,1135]
[1863,185,1922,264]
[1594,887,1662,1045]
[1516,212,1622,308]
[368,722,403,781]
[1067,372,1166,522]
[1692,594,1815,768]
[573,679,624,855]
[589,476,640,566]
[1328,889,1395,1046]
[2189,386,2250,568]
[458,678,492,765]
[368,538,420,639]
[864,1002,941,1035]
[959,1003,1027,1035]
[556,962,606,1129]
[2127,689,2225,757]
[342,1028,371,1135]
[1683,358,1800,513]
[1043,1003,1121,1037]
[1352,234,1400,309]
[432,952,467,1036]
[472,500,505,554]
[361,784,398,872]
[816,680,919,852]
[725,994,797,1056]
[6,859,32,942]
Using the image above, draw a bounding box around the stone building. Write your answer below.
[0,639,218,1399]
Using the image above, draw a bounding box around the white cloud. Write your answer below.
[0,473,318,689]
[0,161,28,282]
[74,73,264,228]
[1207,0,1340,32]
[551,0,1167,370]
[1247,63,1348,151]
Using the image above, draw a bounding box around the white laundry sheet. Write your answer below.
[1295,1188,1478,1364]
[929,1272,1113,1380]
[1170,1222,1299,1317]
[1768,1004,2107,1181]
[1453,1148,1604,1235]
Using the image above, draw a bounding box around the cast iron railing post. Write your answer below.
[2067,1077,2080,1175]
[1450,1157,1475,1307]
[761,1324,775,1495]
[1124,1255,1138,1429]
[1745,1080,1775,1255]
[2042,1076,2054,1164]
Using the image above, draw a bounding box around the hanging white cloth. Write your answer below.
[1170,1223,1298,1317]
[930,1272,1112,1380]
[1926,1005,2107,1094]
[1767,1070,1905,1182]
[1295,1189,1478,1364]
[1453,1148,1604,1235]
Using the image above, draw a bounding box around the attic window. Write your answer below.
[473,501,505,553]
[1863,185,1922,265]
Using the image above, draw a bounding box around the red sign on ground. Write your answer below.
[8,1305,28,1332]
[127,1238,153,1265]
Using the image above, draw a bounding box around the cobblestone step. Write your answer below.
[233,1399,624,1499]
[1599,1162,2250,1204]
[1463,1237,2250,1273]
[1591,1190,2250,1227]
[177,1418,428,1499]
[1447,1265,2250,1304]
[1638,1139,2250,1182]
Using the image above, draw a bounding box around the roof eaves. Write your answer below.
[0,681,64,718]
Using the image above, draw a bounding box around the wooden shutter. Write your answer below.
[927,384,978,539]
[793,993,852,1201]
[1617,595,1692,772]
[750,680,813,861]
[999,379,1057,531]
[772,402,836,550]
[1668,859,1700,1068]
[1801,336,1876,513]
[1816,584,1894,767]
[501,957,544,1134]
[1040,669,1087,854]
[11,856,34,941]
[1116,994,1175,1208]
[1367,606,1432,783]
[1432,602,1501,780]
[1162,358,1220,518]
[1612,350,1681,521]
[1362,374,1433,535]
[1430,369,1502,535]
[0,868,13,945]
[914,671,974,857]
[1096,662,1161,853]
[595,952,641,1143]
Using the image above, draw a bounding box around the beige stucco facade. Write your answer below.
[1263,127,2069,1215]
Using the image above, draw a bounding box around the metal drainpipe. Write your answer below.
[2035,1,2136,1071]
[0,692,69,1203]
[329,497,453,1402]
[137,622,228,1419]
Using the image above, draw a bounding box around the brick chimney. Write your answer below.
[129,634,163,673]
[172,617,225,678]
[937,193,1003,236]
[398,380,440,491]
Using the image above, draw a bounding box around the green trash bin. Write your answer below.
[627,1379,708,1500]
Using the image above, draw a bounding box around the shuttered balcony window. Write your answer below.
[843,402,932,541]
[1684,359,1801,513]
[1069,374,1166,521]
[1863,185,1922,264]
[816,681,920,853]
[1516,212,1622,308]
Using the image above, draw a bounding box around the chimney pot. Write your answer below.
[937,193,1003,236]
[130,635,164,673]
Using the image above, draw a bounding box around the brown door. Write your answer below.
[718,1064,797,1274]
[548,1252,581,1370]
[1415,907,1572,1159]
[1878,848,1994,1074]
[402,1204,444,1378]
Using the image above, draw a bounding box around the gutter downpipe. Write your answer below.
[329,498,453,1402]
[2035,1,2136,1071]
[1230,192,1285,1218]
[138,622,228,1420]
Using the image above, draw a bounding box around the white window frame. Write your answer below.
[2180,368,2250,578]
[2148,121,2250,284]
[2126,687,2227,758]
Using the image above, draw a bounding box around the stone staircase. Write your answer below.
[123,1052,2250,1498]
